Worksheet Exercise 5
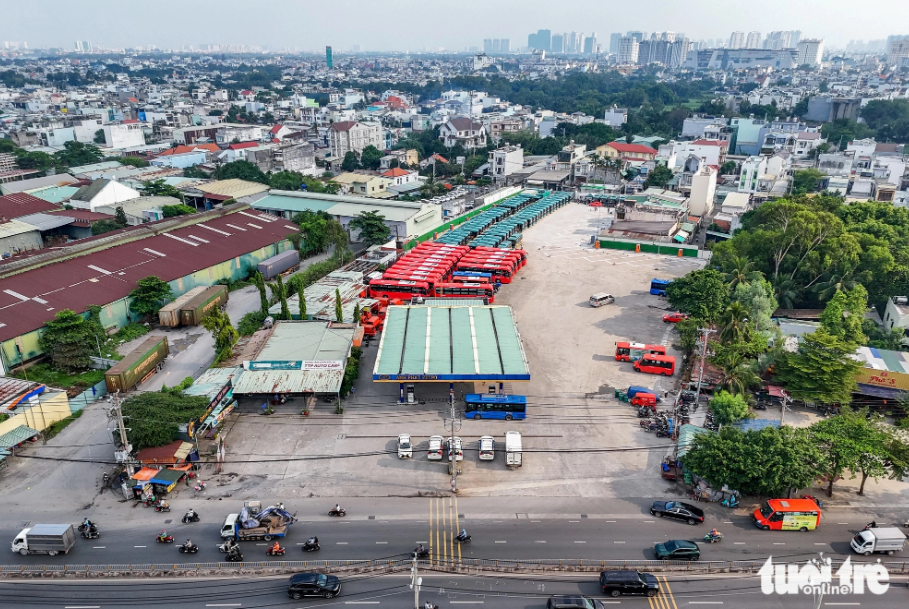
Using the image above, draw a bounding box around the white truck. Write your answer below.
[851,527,906,556]
[11,524,76,556]
[505,431,522,468]
[220,501,297,541]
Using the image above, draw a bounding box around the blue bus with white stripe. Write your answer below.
[465,394,527,420]
[453,271,493,281]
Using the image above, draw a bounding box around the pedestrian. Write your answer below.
[261,402,267,413]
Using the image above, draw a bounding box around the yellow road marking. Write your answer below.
[428,498,434,563]
[454,495,461,562]
[660,575,679,609]
[441,498,447,564]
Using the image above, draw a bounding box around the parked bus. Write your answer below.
[465,394,527,420]
[456,261,514,283]
[614,342,667,362]
[435,282,495,303]
[753,498,822,532]
[475,248,527,267]
[462,255,520,275]
[381,273,444,294]
[650,278,672,296]
[452,273,492,284]
[633,354,676,376]
[368,279,431,300]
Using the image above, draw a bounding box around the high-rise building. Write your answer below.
[74,40,92,52]
[325,46,333,68]
[609,33,622,53]
[550,34,565,53]
[888,39,909,65]
[637,39,653,65]
[790,30,802,47]
[500,39,510,52]
[528,29,552,52]
[795,38,824,67]
[745,32,761,49]
[627,31,645,44]
[618,37,639,64]
[729,32,745,49]
[583,33,597,54]
[484,39,493,53]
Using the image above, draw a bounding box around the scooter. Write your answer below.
[81,529,100,540]
[182,510,201,523]
[218,541,236,553]
[302,538,320,552]
[328,508,346,517]
[78,522,97,533]
[455,533,471,543]
[413,547,429,559]
[154,501,171,513]
[703,533,724,543]
[179,543,199,554]
[156,535,174,544]
[142,497,158,508]
[226,550,244,562]
[722,495,739,508]
[266,545,286,556]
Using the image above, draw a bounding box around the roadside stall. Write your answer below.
[149,468,184,495]
[129,467,158,501]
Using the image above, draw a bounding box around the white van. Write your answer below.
[589,293,615,307]
[505,431,522,467]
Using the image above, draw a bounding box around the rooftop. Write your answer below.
[0,193,61,220]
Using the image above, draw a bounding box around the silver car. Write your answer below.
[478,435,495,460]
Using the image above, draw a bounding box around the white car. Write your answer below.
[447,436,463,462]
[428,435,443,460]
[478,435,495,460]
[397,434,412,459]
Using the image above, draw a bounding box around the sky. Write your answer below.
[2,0,908,52]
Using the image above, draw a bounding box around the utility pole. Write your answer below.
[110,391,132,465]
[449,385,458,493]
[693,328,716,407]
[410,553,422,609]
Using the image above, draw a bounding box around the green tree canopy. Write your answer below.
[709,390,751,426]
[349,211,392,247]
[665,269,730,322]
[162,204,196,217]
[200,307,239,362]
[810,407,892,496]
[141,179,182,198]
[359,145,384,170]
[91,219,124,235]
[341,151,360,172]
[773,327,861,405]
[792,168,824,194]
[252,271,269,314]
[643,164,673,189]
[38,309,98,372]
[217,159,268,184]
[121,392,210,451]
[54,140,103,167]
[335,288,343,322]
[128,276,174,320]
[269,171,304,191]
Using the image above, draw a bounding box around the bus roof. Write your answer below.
[437,282,492,289]
[640,354,676,362]
[453,271,492,277]
[651,278,672,285]
[369,278,430,287]
[465,394,527,404]
[766,498,822,511]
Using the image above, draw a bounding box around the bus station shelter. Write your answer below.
[372,304,530,401]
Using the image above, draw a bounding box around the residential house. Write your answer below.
[379,149,419,170]
[667,140,726,169]
[604,106,628,127]
[488,145,524,182]
[329,121,383,157]
[278,142,317,176]
[688,165,718,217]
[439,118,487,149]
[488,118,525,143]
[793,131,825,157]
[103,122,145,148]
[69,179,141,212]
[380,167,420,186]
[599,142,658,161]
[331,172,391,197]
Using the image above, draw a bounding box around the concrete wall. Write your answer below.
[0,391,71,438]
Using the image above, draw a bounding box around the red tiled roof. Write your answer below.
[608,143,658,154]
[53,209,112,225]
[0,193,61,220]
[0,208,297,343]
[381,167,410,177]
[228,141,258,150]
[430,154,449,163]
[329,121,357,132]
[270,125,283,134]
[240,90,253,95]
[156,143,221,156]
[691,139,724,146]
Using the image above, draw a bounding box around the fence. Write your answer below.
[597,236,699,258]
[69,380,108,414]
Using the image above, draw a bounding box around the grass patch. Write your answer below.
[112,323,149,343]
[216,276,253,292]
[238,310,267,336]
[43,410,83,441]
[12,364,105,390]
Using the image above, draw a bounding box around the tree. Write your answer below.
[335,288,344,322]
[200,308,239,362]
[665,269,730,322]
[118,156,150,168]
[723,254,760,290]
[732,279,778,335]
[91,219,124,235]
[643,164,673,189]
[719,301,752,344]
[862,319,906,351]
[93,129,106,144]
[252,271,269,314]
[298,283,307,319]
[720,160,737,175]
[341,151,360,172]
[715,347,762,394]
[819,286,867,346]
[275,274,290,320]
[120,392,210,451]
[269,171,304,191]
[128,276,174,320]
[709,390,750,426]
[141,179,182,198]
[810,407,891,496]
[54,140,103,167]
[360,145,384,170]
[38,309,96,372]
[774,327,862,405]
[353,303,361,325]
[114,206,128,226]
[349,211,391,247]
[217,159,268,184]
[792,168,824,194]
[162,204,196,217]
[183,165,209,179]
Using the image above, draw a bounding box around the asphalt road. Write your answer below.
[0,571,905,609]
[2,497,908,566]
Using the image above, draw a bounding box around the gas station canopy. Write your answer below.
[372,305,531,382]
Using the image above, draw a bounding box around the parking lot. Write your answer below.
[212,202,706,500]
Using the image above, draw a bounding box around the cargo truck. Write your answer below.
[258,250,300,280]
[158,286,206,327]
[851,527,906,555]
[505,431,522,467]
[104,336,169,393]
[179,285,228,326]
[220,501,297,541]
[11,524,76,556]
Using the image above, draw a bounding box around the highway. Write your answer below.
[0,571,906,609]
[1,496,907,566]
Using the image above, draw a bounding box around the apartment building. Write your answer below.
[329,121,382,157]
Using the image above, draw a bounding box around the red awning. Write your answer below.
[765,385,789,399]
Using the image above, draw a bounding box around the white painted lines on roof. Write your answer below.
[198,224,231,236]
[0,323,7,329]
[284,225,298,230]
[186,234,210,244]
[4,289,30,301]
[162,233,199,246]
[246,223,263,229]
[239,210,275,222]
[143,248,166,257]
[32,297,48,305]
[87,265,112,275]
[224,223,247,232]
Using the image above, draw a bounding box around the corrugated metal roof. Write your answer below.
[191,179,270,198]
[17,213,76,232]
[257,190,436,223]
[0,193,62,219]
[27,186,79,205]
[69,161,123,175]
[254,321,354,362]
[0,377,41,409]
[232,369,344,394]
[0,218,40,239]
[183,367,242,401]
[0,174,77,195]
[373,305,530,381]
[677,424,712,458]
[0,425,39,449]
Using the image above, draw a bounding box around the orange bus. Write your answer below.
[633,354,675,376]
[753,498,821,531]
[614,342,667,362]
[434,282,495,303]
[369,279,431,300]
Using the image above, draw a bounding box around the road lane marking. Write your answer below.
[65,607,100,608]
[824,604,860,606]
[815,543,826,545]
[376,541,387,544]
[689,603,723,605]
[601,603,621,605]
[92,546,105,549]
[450,603,484,605]
[336,542,348,545]
[656,574,679,609]
[644,520,655,523]
[569,520,580,522]
[574,541,587,543]
[773,542,785,545]
[733,542,745,545]
[454,495,461,562]
[614,541,625,544]
[838,523,849,525]
[206,605,242,608]
[256,543,267,546]
[535,540,546,543]
[531,520,541,522]
[134,545,146,548]
[495,540,506,543]
[345,603,380,605]
[605,520,616,523]
[416,541,428,543]
[723,521,733,524]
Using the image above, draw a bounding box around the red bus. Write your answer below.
[369,279,431,300]
[462,255,520,276]
[401,253,460,265]
[391,262,453,276]
[473,247,528,267]
[434,282,495,303]
[451,274,491,284]
[456,261,514,283]
[753,498,821,531]
[615,342,667,362]
[382,273,444,293]
[633,354,675,376]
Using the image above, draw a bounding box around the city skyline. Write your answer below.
[1,0,907,52]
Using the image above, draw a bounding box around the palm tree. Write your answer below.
[772,277,798,309]
[719,351,761,395]
[720,302,751,344]
[815,271,858,302]
[723,254,758,289]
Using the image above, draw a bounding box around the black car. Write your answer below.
[599,570,660,597]
[547,595,605,609]
[650,500,705,525]
[654,539,701,560]
[287,573,341,599]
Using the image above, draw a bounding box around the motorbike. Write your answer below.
[154,501,171,513]
[226,550,244,562]
[81,529,100,539]
[413,547,429,559]
[655,429,670,438]
[328,508,346,517]
[142,496,158,508]
[156,535,174,544]
[193,481,207,492]
[864,522,879,530]
[77,522,97,533]
[302,538,320,552]
[802,495,823,508]
[218,541,236,553]
[703,533,724,543]
[182,510,201,523]
[179,543,199,554]
[266,545,286,556]
[455,533,471,543]
[722,495,739,508]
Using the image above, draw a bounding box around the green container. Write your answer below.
[105,336,169,393]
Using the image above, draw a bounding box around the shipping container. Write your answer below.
[179,285,228,326]
[257,250,300,280]
[105,336,170,393]
[158,286,206,327]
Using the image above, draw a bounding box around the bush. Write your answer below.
[43,410,83,441]
[112,323,148,344]
[238,310,267,336]
[339,347,363,397]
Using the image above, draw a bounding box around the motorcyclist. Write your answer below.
[185,508,197,520]
[457,528,468,541]
[709,528,720,538]
[271,540,282,553]
[334,504,342,513]
[425,602,434,609]
[184,539,194,550]
[82,518,95,530]
[305,536,319,548]
[415,543,426,556]
[867,520,877,529]
[158,529,168,541]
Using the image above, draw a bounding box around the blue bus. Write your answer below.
[465,394,527,420]
[453,271,493,281]
[650,278,672,296]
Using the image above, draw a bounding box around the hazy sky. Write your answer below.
[2,0,907,51]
